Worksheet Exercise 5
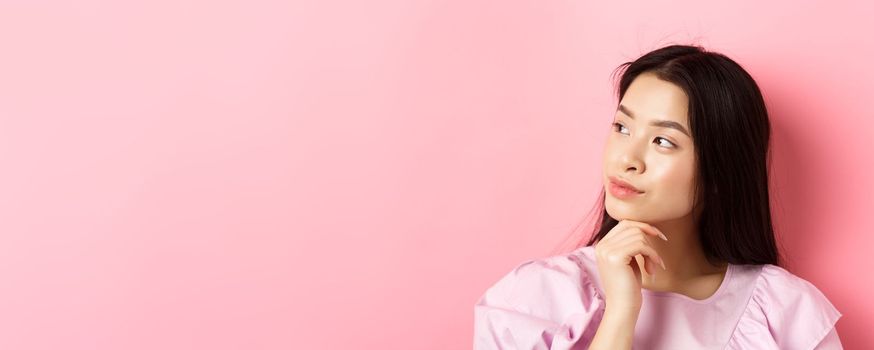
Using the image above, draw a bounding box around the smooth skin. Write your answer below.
[588,72,729,350]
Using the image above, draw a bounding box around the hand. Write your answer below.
[593,219,668,312]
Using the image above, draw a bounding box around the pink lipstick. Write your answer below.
[608,176,644,199]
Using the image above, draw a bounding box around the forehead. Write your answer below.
[619,73,689,126]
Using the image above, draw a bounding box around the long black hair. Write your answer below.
[581,44,781,266]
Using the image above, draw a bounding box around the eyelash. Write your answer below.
[612,122,677,149]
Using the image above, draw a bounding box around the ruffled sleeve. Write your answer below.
[473,253,604,350]
[727,264,843,350]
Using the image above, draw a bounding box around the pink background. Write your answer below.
[1,1,872,349]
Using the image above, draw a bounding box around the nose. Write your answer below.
[620,142,646,174]
[623,156,644,174]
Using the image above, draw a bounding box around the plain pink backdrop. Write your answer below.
[1,0,872,349]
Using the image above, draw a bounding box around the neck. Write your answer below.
[635,214,726,287]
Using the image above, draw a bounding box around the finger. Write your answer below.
[600,220,637,243]
[633,254,655,276]
[599,220,629,243]
[609,227,655,248]
[621,220,668,241]
[631,254,653,276]
[597,227,652,261]
[619,235,659,277]
[617,240,666,272]
[629,255,642,281]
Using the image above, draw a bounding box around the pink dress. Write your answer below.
[474,245,843,349]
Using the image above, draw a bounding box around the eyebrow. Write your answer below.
[617,104,691,137]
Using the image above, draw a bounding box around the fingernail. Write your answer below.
[660,259,667,271]
[659,233,668,241]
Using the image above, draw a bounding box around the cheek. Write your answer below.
[649,156,697,202]
[602,137,621,170]
[602,137,613,164]
[601,147,611,177]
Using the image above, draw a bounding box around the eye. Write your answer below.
[655,137,676,149]
[613,122,677,149]
[612,122,629,135]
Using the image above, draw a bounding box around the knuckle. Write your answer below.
[595,247,608,258]
[605,254,624,264]
[635,241,649,251]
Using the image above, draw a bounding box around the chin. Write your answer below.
[605,201,655,223]
[606,206,640,222]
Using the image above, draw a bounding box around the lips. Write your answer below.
[608,176,643,193]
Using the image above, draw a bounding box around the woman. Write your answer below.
[473,45,843,349]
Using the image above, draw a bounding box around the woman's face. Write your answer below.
[602,72,700,224]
